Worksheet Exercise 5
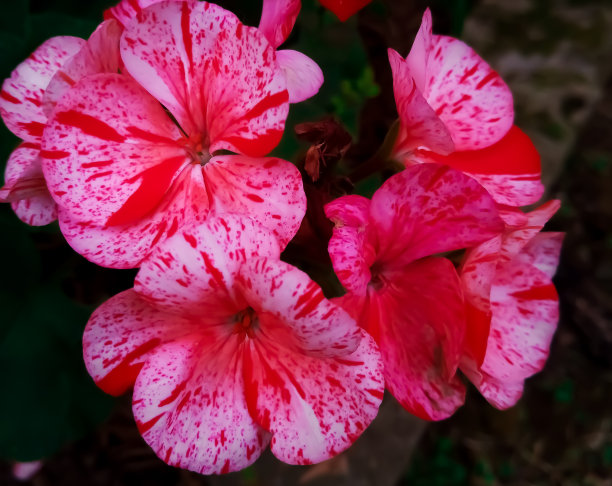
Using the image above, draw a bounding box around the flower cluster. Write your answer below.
[0,0,562,475]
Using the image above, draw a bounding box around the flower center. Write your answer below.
[185,132,211,166]
[233,307,258,339]
[369,261,386,291]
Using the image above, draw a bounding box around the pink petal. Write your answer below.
[120,1,289,156]
[83,289,199,396]
[132,336,270,474]
[104,0,183,28]
[424,34,513,150]
[243,331,383,464]
[405,9,433,93]
[369,164,504,266]
[0,36,85,141]
[42,73,188,227]
[276,49,323,103]
[516,232,564,279]
[460,360,524,409]
[135,216,281,317]
[325,195,376,294]
[204,155,306,249]
[412,126,544,206]
[341,258,467,421]
[389,48,454,157]
[238,258,362,358]
[43,20,123,118]
[258,0,301,48]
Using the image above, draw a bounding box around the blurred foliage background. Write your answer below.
[0,0,611,485]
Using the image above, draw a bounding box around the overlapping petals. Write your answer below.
[84,216,384,472]
[327,164,504,420]
[460,202,563,408]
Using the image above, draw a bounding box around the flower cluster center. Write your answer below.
[233,306,258,339]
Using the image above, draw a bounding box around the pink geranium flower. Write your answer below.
[0,36,85,225]
[325,164,504,420]
[84,215,384,473]
[460,200,563,408]
[389,10,543,206]
[42,0,305,269]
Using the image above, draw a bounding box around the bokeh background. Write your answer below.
[0,0,610,485]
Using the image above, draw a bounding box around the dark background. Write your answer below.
[0,0,610,484]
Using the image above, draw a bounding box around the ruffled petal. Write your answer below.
[43,20,123,118]
[238,257,362,357]
[135,216,280,316]
[370,164,504,266]
[325,195,375,294]
[42,73,188,227]
[0,36,85,141]
[204,155,305,249]
[132,336,270,474]
[516,232,564,279]
[104,0,182,28]
[243,331,383,464]
[258,0,301,48]
[424,35,513,150]
[276,50,323,103]
[120,1,289,156]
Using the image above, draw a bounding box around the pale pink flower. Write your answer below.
[389,10,542,206]
[460,200,563,408]
[325,164,504,420]
[42,0,305,269]
[84,215,384,473]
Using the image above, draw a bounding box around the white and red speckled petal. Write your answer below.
[43,20,123,118]
[0,36,85,142]
[460,358,524,410]
[83,289,199,396]
[204,155,305,250]
[276,50,323,103]
[369,164,503,267]
[389,49,454,157]
[104,0,185,28]
[42,73,188,227]
[132,334,270,474]
[237,257,362,358]
[481,258,559,386]
[121,1,289,156]
[258,0,300,48]
[318,0,372,22]
[136,216,281,316]
[1,143,57,226]
[341,258,467,421]
[412,126,544,206]
[424,35,513,151]
[516,232,564,279]
[243,330,383,465]
[57,166,210,269]
[325,195,375,295]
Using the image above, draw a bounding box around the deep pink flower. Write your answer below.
[318,0,372,21]
[388,10,541,206]
[84,215,384,473]
[42,1,305,269]
[0,36,84,225]
[325,164,504,420]
[460,200,563,408]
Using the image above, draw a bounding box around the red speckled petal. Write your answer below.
[104,0,184,28]
[43,20,123,118]
[121,1,289,156]
[83,289,199,396]
[258,0,300,48]
[325,195,375,294]
[0,36,85,141]
[42,73,187,227]
[276,50,323,103]
[339,258,467,421]
[2,143,57,226]
[136,216,281,316]
[412,126,544,206]
[370,164,503,267]
[460,359,524,410]
[132,335,270,474]
[238,257,362,358]
[389,48,454,157]
[424,34,513,151]
[318,0,372,22]
[56,166,210,269]
[516,232,564,279]
[243,330,383,464]
[204,155,305,249]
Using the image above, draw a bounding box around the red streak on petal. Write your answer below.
[293,282,325,319]
[459,64,478,84]
[246,193,264,202]
[18,121,45,138]
[159,380,187,406]
[220,460,230,474]
[224,129,284,157]
[59,71,76,86]
[56,110,126,143]
[476,71,498,90]
[183,232,197,248]
[464,301,491,366]
[41,150,70,159]
[1,90,21,104]
[366,388,384,400]
[81,160,113,169]
[25,96,41,107]
[200,250,226,290]
[181,2,193,68]
[242,90,289,122]
[126,126,180,145]
[510,283,557,301]
[20,142,40,150]
[136,413,164,434]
